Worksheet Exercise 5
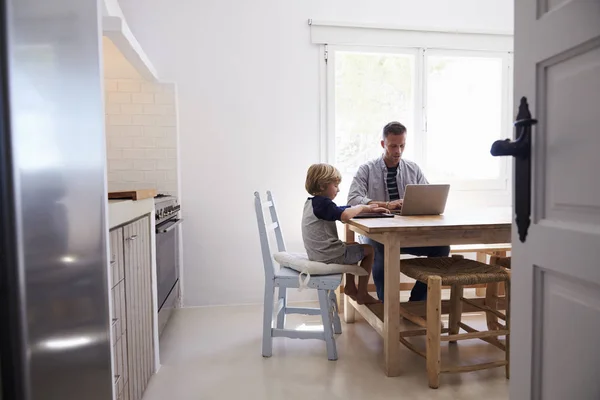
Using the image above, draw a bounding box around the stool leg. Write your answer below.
[343,275,355,323]
[485,282,499,330]
[498,281,506,297]
[475,252,487,296]
[426,276,442,389]
[505,277,511,379]
[449,284,463,343]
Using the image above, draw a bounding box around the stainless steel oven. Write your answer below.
[154,195,182,335]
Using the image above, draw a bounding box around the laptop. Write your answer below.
[393,184,450,216]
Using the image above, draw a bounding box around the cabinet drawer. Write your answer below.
[113,336,122,395]
[111,280,126,340]
[121,332,129,392]
[109,228,125,287]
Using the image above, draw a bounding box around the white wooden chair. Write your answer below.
[254,191,342,360]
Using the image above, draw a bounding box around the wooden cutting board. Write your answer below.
[108,189,157,201]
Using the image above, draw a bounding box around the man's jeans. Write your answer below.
[359,236,450,301]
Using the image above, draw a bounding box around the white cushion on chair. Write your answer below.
[273,252,368,276]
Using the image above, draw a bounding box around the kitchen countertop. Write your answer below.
[108,198,154,229]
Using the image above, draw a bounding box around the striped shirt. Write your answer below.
[386,166,400,201]
[347,157,428,206]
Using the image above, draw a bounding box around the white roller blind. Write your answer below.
[308,20,513,52]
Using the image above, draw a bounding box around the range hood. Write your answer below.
[102,0,158,81]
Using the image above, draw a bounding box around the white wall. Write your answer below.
[103,37,179,195]
[118,0,514,306]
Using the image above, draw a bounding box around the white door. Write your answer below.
[511,1,600,399]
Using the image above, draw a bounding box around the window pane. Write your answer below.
[334,51,416,195]
[425,55,503,181]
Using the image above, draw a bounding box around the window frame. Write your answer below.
[321,39,514,194]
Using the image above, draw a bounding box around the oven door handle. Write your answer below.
[157,219,183,233]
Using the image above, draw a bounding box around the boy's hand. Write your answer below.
[363,204,389,213]
[371,206,389,213]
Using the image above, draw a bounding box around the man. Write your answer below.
[347,121,450,301]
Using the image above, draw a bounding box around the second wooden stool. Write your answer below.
[400,255,511,389]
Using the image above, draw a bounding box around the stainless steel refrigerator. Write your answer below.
[0,0,114,399]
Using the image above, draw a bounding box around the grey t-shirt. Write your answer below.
[301,196,349,263]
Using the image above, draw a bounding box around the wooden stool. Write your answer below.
[400,255,510,389]
[485,256,511,330]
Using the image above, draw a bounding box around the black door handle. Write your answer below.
[490,97,537,243]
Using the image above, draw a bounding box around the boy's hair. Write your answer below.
[305,163,342,196]
[383,121,407,139]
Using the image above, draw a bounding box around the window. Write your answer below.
[424,51,508,187]
[333,49,417,182]
[325,43,512,202]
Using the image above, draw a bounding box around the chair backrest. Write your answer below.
[254,191,287,280]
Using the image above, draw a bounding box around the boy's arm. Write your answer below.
[340,204,375,223]
[312,197,387,224]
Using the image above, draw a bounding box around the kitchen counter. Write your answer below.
[108,198,154,229]
[107,196,161,374]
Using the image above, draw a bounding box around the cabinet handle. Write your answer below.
[126,235,138,241]
[112,318,118,326]
[110,261,116,266]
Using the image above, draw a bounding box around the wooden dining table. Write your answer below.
[343,207,512,377]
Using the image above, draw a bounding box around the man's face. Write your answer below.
[381,133,406,164]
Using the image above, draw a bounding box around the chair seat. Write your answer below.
[401,257,509,286]
[275,266,342,290]
[273,252,368,277]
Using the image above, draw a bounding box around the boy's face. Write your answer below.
[323,182,339,200]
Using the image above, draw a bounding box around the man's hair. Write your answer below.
[383,121,407,139]
[305,163,342,196]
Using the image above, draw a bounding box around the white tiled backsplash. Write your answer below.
[105,79,179,195]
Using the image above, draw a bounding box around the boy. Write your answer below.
[302,163,387,305]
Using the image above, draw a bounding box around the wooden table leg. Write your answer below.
[338,225,358,315]
[343,274,355,323]
[383,234,401,377]
[342,226,356,321]
[335,284,344,314]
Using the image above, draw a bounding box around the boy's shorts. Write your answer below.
[329,244,364,265]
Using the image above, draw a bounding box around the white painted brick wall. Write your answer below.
[105,79,179,195]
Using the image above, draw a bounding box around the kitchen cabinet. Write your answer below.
[110,215,154,400]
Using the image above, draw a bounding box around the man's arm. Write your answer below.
[347,164,398,209]
[416,164,429,184]
[347,164,373,206]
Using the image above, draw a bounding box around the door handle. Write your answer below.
[157,219,183,234]
[490,97,537,243]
